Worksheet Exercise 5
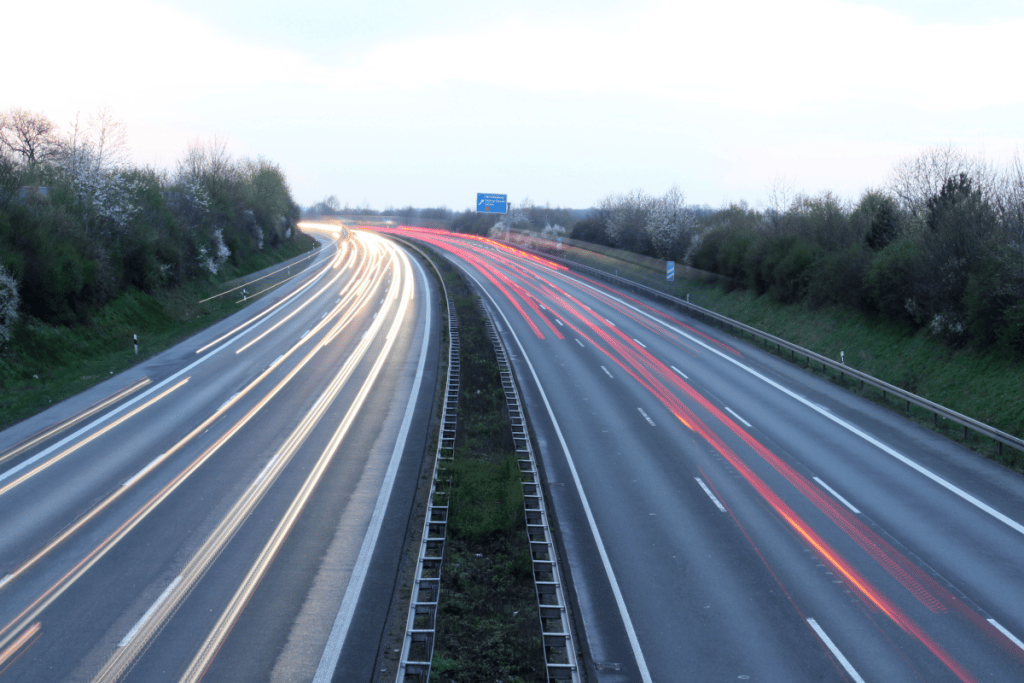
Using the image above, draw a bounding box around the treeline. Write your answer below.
[569,147,1024,359]
[0,107,303,345]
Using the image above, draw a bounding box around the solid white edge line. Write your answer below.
[988,618,1024,652]
[695,477,726,513]
[572,278,1024,538]
[670,365,688,379]
[807,618,865,683]
[119,576,182,647]
[813,477,861,514]
[724,406,752,428]
[456,262,655,683]
[312,252,432,683]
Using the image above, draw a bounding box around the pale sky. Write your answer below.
[4,0,1022,212]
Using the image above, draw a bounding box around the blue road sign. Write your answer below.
[667,261,675,282]
[476,193,508,214]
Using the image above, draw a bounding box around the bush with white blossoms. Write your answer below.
[201,228,232,274]
[0,264,19,350]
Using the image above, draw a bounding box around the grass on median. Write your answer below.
[430,264,545,683]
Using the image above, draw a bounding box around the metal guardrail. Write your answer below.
[483,311,581,683]
[541,251,1024,458]
[395,248,458,683]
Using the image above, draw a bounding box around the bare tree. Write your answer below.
[0,107,64,165]
[887,144,996,216]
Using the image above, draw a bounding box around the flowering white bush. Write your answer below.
[201,229,231,274]
[0,264,19,350]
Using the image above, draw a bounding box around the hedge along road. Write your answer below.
[0,225,440,683]
[374,226,1024,683]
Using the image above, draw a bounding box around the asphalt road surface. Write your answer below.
[0,225,439,683]
[378,226,1024,683]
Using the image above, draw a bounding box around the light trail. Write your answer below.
[0,378,150,468]
[175,238,416,683]
[377,225,1005,682]
[0,233,391,663]
[0,378,189,498]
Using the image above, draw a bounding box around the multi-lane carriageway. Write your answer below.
[2,221,1024,682]
[376,225,1024,683]
[0,226,440,682]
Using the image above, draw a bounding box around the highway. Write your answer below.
[378,227,1024,683]
[0,225,439,682]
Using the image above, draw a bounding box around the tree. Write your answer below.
[645,186,692,259]
[0,107,64,165]
[887,144,995,216]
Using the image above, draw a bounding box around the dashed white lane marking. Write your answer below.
[555,319,564,326]
[601,366,614,379]
[807,618,865,683]
[813,477,861,514]
[988,618,1024,652]
[632,338,646,348]
[670,365,688,379]
[605,319,616,326]
[695,477,726,512]
[638,408,656,426]
[123,455,164,488]
[120,576,183,647]
[575,339,585,348]
[724,406,751,428]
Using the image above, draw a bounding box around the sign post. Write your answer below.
[667,261,675,282]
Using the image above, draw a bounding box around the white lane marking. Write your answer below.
[638,408,655,426]
[813,477,861,514]
[300,329,311,340]
[0,271,320,488]
[119,576,183,647]
[585,281,1024,538]
[555,319,564,326]
[601,366,614,379]
[605,318,616,326]
[988,618,1024,652]
[807,618,865,683]
[671,365,688,379]
[270,354,285,369]
[695,477,726,512]
[540,304,548,310]
[632,338,646,348]
[575,339,585,348]
[0,574,11,590]
[320,312,328,319]
[314,252,433,682]
[458,264,653,683]
[254,452,285,486]
[724,406,752,428]
[122,455,164,488]
[217,392,241,414]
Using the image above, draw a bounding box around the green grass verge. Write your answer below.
[0,236,317,430]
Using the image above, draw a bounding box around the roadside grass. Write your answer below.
[430,265,545,682]
[548,244,1024,472]
[0,236,317,430]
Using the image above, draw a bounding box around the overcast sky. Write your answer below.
[4,0,1022,212]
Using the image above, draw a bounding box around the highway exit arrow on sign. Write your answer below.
[476,193,507,214]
